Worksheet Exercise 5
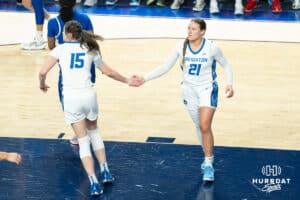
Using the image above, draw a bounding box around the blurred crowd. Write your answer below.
[80,0,300,15]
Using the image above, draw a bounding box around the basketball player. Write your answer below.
[21,0,49,50]
[39,21,128,196]
[47,0,95,145]
[0,151,22,164]
[129,18,234,182]
[47,0,93,50]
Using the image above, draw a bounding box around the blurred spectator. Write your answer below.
[244,0,282,13]
[130,0,140,6]
[16,0,22,5]
[20,0,49,50]
[105,0,118,5]
[293,0,300,9]
[55,0,82,3]
[146,0,166,7]
[171,0,244,15]
[83,0,97,6]
[81,0,146,6]
[171,0,206,12]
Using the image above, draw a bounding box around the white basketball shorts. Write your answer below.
[181,82,218,110]
[63,88,98,124]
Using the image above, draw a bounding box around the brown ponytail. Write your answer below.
[181,37,189,67]
[64,20,104,52]
[80,30,104,52]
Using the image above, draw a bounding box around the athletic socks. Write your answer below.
[204,156,214,166]
[88,174,99,185]
[100,162,109,172]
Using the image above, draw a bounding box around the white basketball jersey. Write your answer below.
[50,42,103,91]
[144,38,232,87]
[180,39,217,87]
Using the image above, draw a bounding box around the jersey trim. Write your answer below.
[188,38,206,55]
[54,17,61,39]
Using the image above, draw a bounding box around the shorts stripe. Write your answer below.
[210,82,218,107]
[58,66,64,110]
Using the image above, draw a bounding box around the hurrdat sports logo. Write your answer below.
[251,165,291,193]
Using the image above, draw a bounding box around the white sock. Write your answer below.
[35,31,43,40]
[235,0,243,6]
[88,174,99,185]
[211,0,217,4]
[204,156,214,165]
[100,162,109,172]
[196,0,204,3]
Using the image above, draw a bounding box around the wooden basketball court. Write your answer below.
[1,2,300,199]
[0,38,299,150]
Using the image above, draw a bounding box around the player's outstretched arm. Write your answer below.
[98,64,128,84]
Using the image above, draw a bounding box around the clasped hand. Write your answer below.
[128,75,145,87]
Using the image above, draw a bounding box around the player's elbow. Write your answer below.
[48,43,55,50]
[39,70,47,80]
[47,39,56,50]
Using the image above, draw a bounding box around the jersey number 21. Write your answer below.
[188,64,202,76]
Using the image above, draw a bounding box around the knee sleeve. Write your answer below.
[78,135,92,158]
[32,0,44,25]
[187,109,202,145]
[87,129,105,151]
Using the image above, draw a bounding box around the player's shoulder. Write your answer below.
[48,16,59,26]
[74,11,90,21]
[87,50,100,58]
[204,38,219,51]
[52,43,64,51]
[203,38,214,46]
[53,43,81,55]
[56,43,73,50]
[205,38,217,47]
[48,17,55,23]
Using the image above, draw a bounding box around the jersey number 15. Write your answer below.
[70,53,85,69]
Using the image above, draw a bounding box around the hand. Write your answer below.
[128,75,145,87]
[225,85,234,98]
[6,152,22,165]
[40,84,50,92]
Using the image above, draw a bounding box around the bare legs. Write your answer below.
[199,107,215,157]
[71,118,114,195]
[22,0,50,25]
[21,0,49,50]
[198,106,215,181]
[71,120,96,176]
